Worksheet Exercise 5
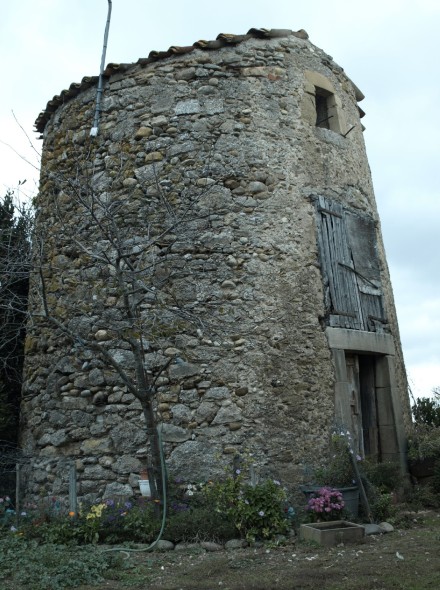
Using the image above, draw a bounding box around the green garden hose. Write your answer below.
[102,425,167,554]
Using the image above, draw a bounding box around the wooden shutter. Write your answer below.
[315,196,388,333]
[345,210,387,332]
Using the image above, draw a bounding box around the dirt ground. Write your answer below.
[83,510,440,590]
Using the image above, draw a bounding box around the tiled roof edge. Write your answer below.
[35,28,309,134]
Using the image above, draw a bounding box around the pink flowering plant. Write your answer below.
[306,487,345,522]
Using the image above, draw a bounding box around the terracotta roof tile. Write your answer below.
[35,28,308,133]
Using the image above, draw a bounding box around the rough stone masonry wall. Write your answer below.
[20,32,408,500]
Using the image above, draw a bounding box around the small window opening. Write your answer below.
[303,71,345,134]
[315,89,332,129]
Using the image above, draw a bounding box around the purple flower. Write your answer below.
[258,510,265,517]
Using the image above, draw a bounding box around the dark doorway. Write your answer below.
[345,353,380,460]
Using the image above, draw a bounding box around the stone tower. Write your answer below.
[21,29,410,499]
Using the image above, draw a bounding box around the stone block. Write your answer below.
[110,423,145,449]
[195,401,217,423]
[300,521,364,547]
[160,423,191,443]
[204,387,230,401]
[81,438,114,455]
[103,482,133,500]
[212,405,242,425]
[169,363,200,380]
[111,455,142,475]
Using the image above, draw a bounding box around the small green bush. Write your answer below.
[405,484,440,510]
[164,505,236,543]
[407,424,440,461]
[204,476,290,542]
[361,460,402,493]
[370,492,397,522]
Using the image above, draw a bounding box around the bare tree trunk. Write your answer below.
[140,398,162,502]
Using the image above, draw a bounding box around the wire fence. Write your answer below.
[0,441,78,526]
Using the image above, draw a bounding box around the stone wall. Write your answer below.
[20,30,410,500]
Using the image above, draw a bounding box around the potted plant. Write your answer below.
[305,486,345,521]
[300,486,365,546]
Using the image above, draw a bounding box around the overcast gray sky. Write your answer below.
[1,0,438,399]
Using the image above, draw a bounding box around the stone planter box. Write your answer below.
[300,520,365,547]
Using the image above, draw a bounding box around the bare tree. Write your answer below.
[23,140,225,500]
[0,189,31,442]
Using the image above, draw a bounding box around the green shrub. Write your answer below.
[432,463,440,495]
[407,424,440,461]
[370,492,397,522]
[308,432,357,487]
[25,519,83,545]
[361,460,402,493]
[405,484,440,510]
[204,476,290,542]
[164,505,236,543]
[1,473,292,547]
[19,498,161,546]
[412,396,440,427]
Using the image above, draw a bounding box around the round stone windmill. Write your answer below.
[21,28,410,499]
